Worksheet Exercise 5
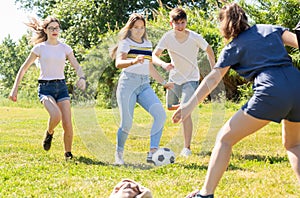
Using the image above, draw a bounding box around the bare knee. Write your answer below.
[216,128,237,148]
[62,119,73,133]
[50,110,62,123]
[43,96,62,122]
[216,137,234,148]
[282,140,300,150]
[282,120,300,150]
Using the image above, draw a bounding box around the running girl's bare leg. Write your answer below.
[282,120,300,183]
[43,96,62,134]
[200,109,270,195]
[57,100,73,153]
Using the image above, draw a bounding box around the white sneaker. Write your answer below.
[114,151,124,165]
[146,151,154,164]
[180,148,192,157]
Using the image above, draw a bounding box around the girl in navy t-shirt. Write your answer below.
[172,3,300,198]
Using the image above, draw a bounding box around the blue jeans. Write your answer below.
[166,80,199,108]
[116,71,166,152]
[38,79,70,102]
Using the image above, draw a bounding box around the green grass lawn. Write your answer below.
[0,101,299,197]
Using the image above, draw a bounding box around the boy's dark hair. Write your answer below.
[169,8,187,22]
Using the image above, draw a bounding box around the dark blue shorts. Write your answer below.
[38,79,70,103]
[242,65,300,123]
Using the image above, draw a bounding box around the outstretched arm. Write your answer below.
[205,45,216,70]
[115,52,146,69]
[9,52,38,102]
[172,66,229,123]
[67,52,86,91]
[152,48,174,71]
[149,63,174,90]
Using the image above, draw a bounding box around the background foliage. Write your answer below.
[0,0,299,107]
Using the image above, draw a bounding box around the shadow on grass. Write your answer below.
[76,156,108,165]
[197,151,212,157]
[233,153,288,164]
[178,162,244,171]
[185,152,288,172]
[120,163,154,170]
[180,163,208,170]
[196,151,288,164]
[76,156,154,170]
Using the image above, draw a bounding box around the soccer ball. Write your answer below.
[152,148,175,166]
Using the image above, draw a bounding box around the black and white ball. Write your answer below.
[152,148,175,166]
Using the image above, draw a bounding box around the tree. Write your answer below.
[15,0,221,49]
[7,0,299,104]
[0,36,32,95]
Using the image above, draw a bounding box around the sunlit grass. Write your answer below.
[0,100,299,197]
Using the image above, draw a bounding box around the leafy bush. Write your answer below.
[236,82,253,103]
[2,0,299,106]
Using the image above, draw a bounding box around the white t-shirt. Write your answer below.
[116,38,152,75]
[155,29,208,85]
[32,41,73,80]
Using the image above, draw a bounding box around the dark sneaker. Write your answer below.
[65,152,73,161]
[193,193,214,198]
[43,131,53,151]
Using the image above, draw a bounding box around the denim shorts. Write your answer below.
[166,80,199,109]
[38,79,70,102]
[242,65,300,123]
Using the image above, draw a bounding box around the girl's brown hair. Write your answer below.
[25,16,61,45]
[109,13,147,59]
[218,3,250,40]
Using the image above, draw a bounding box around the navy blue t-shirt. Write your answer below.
[214,24,293,81]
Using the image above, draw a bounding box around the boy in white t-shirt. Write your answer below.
[152,7,216,157]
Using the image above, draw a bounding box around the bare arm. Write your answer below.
[152,48,174,71]
[149,63,174,90]
[115,52,145,69]
[9,52,38,102]
[282,30,298,48]
[205,45,216,69]
[152,48,164,66]
[67,52,86,91]
[67,52,85,78]
[172,66,230,123]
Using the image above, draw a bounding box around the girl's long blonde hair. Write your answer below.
[25,16,61,45]
[218,3,250,41]
[109,13,147,59]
